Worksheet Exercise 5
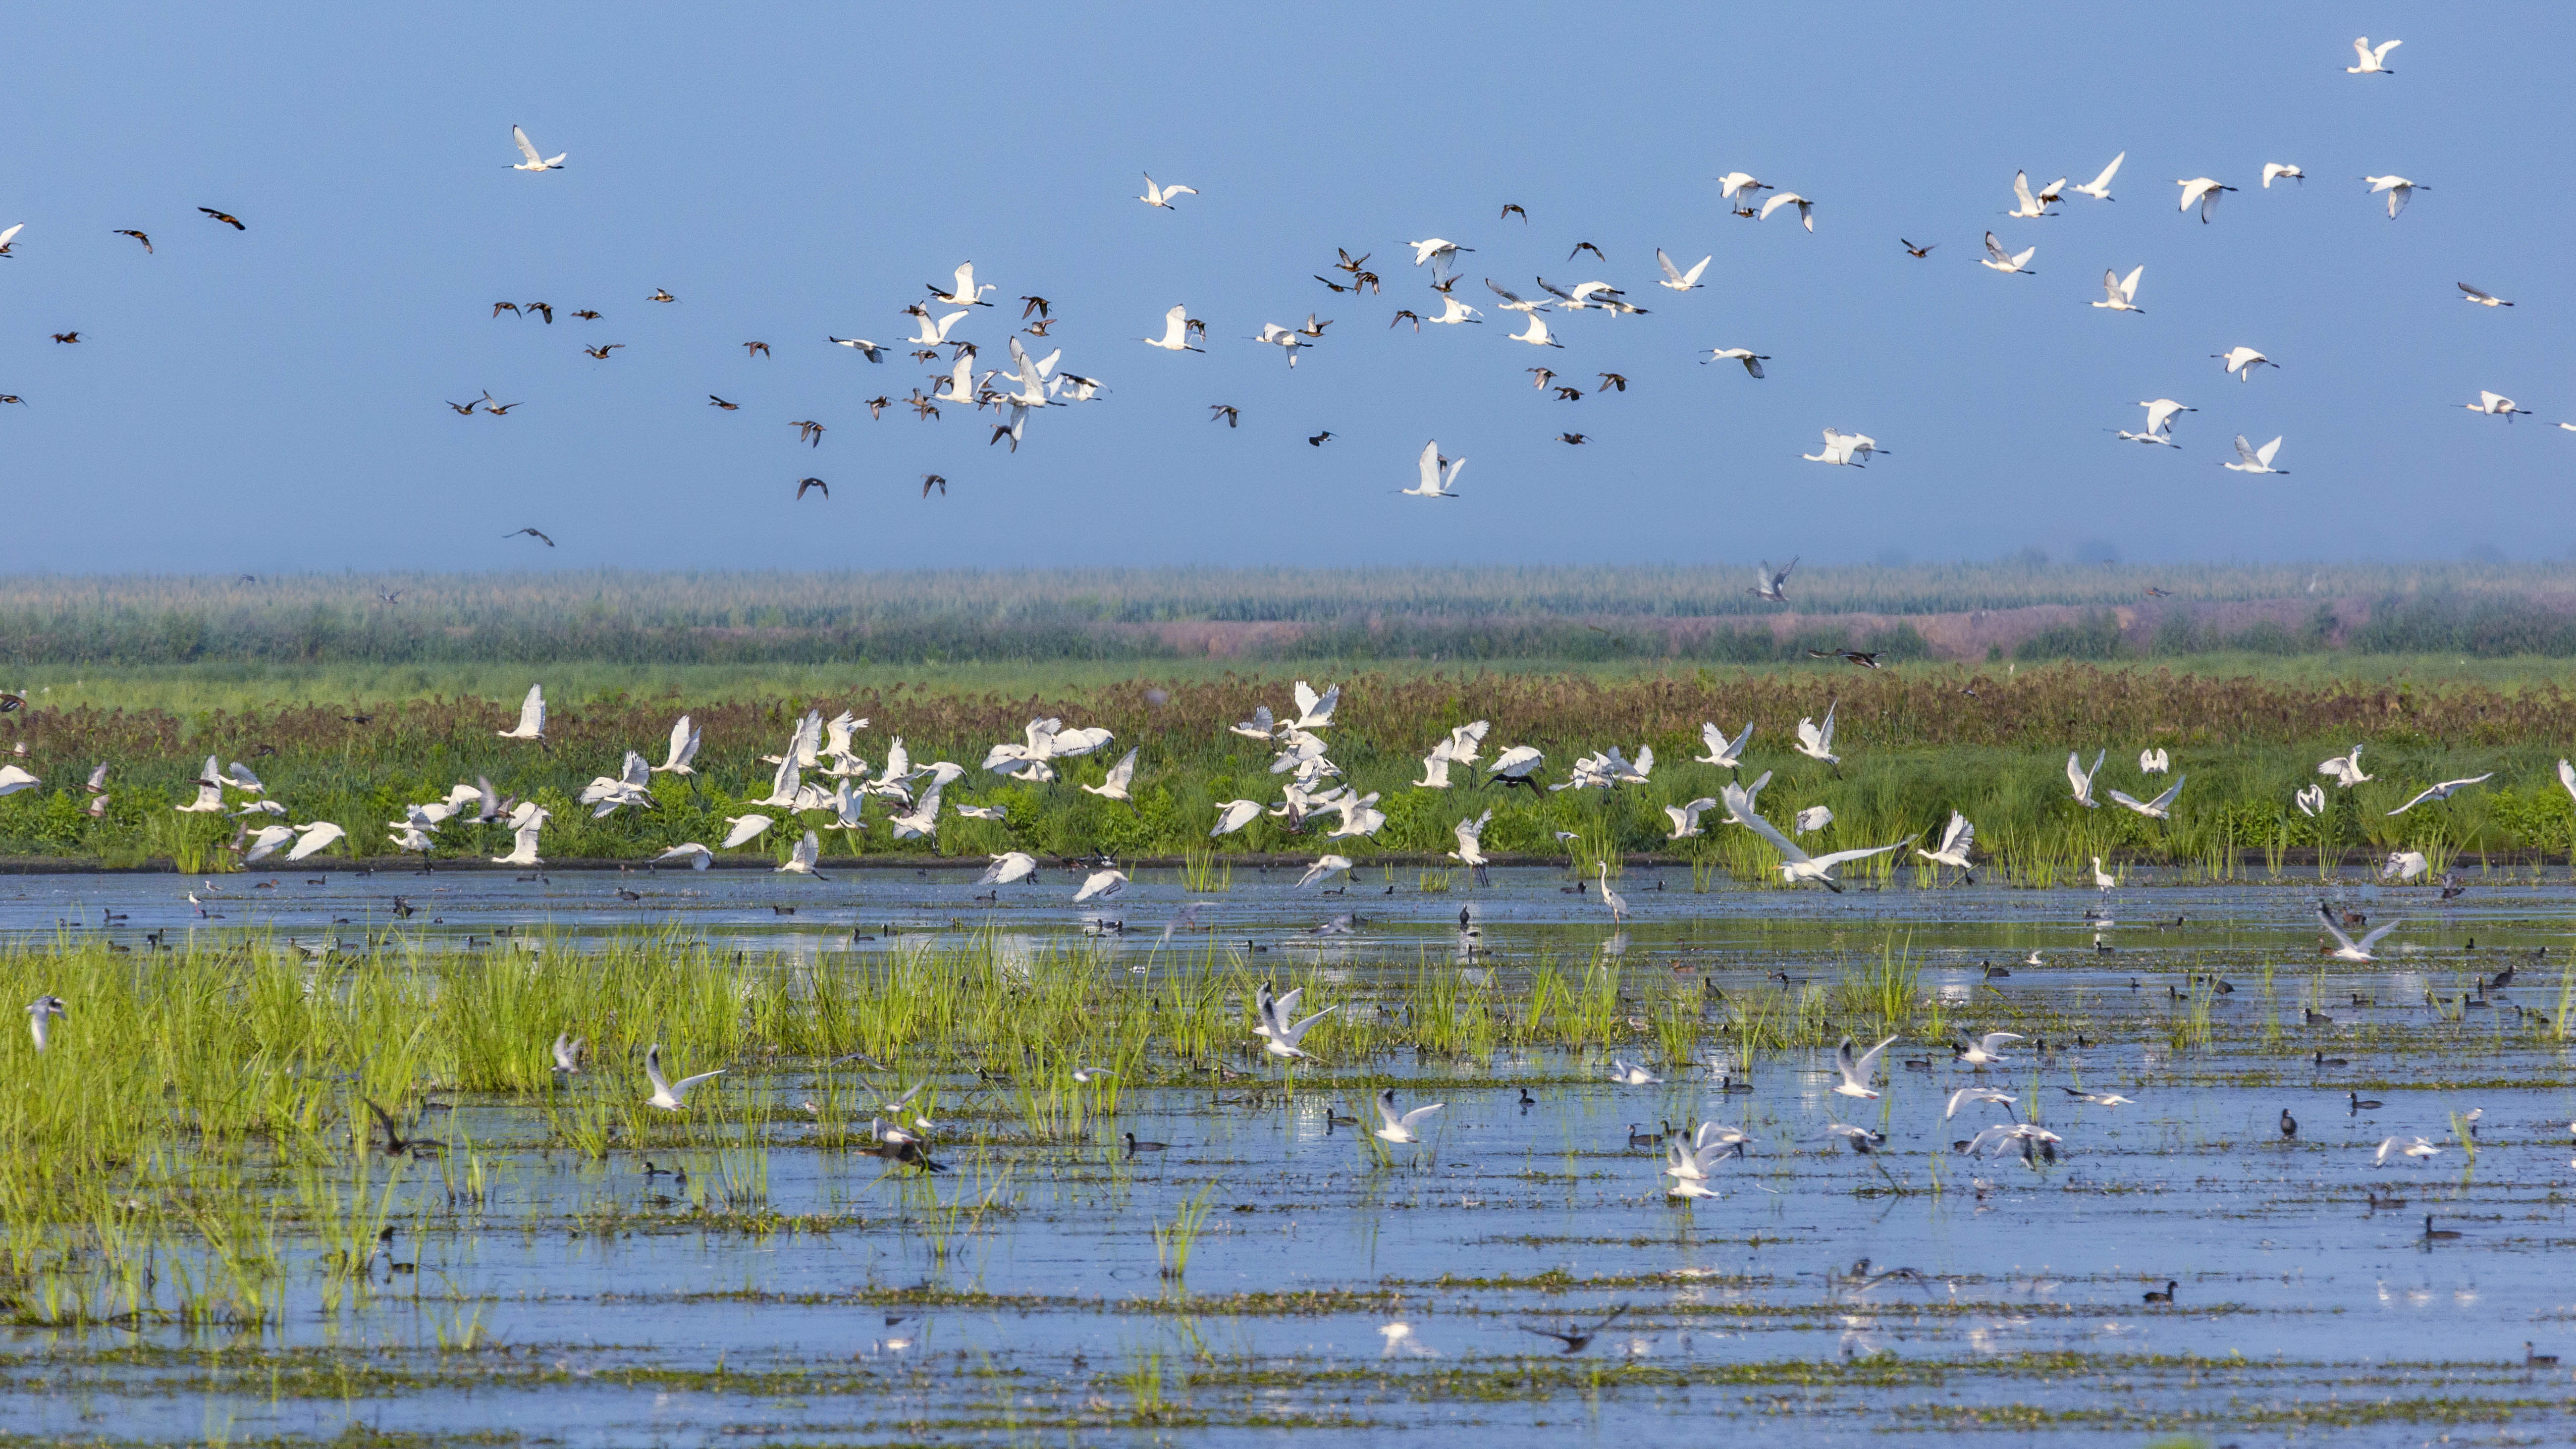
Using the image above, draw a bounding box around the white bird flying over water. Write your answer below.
[2347,36,2400,74]
[978,852,1038,886]
[2294,784,2326,817]
[1794,805,1833,834]
[721,813,773,849]
[1704,347,1768,377]
[2140,748,2170,774]
[2317,745,2371,787]
[1833,1034,1899,1099]
[1955,1030,2022,1067]
[286,820,346,861]
[1081,748,1140,804]
[1372,1088,1443,1144]
[491,807,546,866]
[2215,346,2276,380]
[1758,192,1814,230]
[1979,232,2036,275]
[2463,391,2530,420]
[1405,238,1469,268]
[1402,439,1465,498]
[1722,782,1897,892]
[2223,434,2288,475]
[2318,904,2400,962]
[1142,304,1202,352]
[1916,811,1976,882]
[1211,799,1263,837]
[1449,808,1493,866]
[2106,775,2186,819]
[2093,265,2145,313]
[1794,704,1840,764]
[653,843,713,870]
[2262,162,2304,188]
[653,716,701,775]
[1655,249,1711,290]
[1505,314,1563,348]
[2361,175,2424,218]
[2174,177,2235,222]
[1073,868,1128,903]
[644,1043,723,1110]
[496,685,545,743]
[2385,773,2493,814]
[1297,854,1353,888]
[1698,719,1754,769]
[1255,981,1334,1060]
[508,125,566,172]
[2067,750,2105,807]
[239,824,296,864]
[1137,173,1196,209]
[2381,850,2428,881]
[2068,152,2124,201]
[1664,798,1720,840]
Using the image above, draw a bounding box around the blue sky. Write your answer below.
[0,4,2566,574]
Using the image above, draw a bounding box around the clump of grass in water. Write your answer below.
[1154,1184,1218,1282]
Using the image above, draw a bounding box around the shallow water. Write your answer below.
[9,865,2576,1445]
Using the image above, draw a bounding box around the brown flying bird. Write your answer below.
[198,208,245,229]
[112,229,152,253]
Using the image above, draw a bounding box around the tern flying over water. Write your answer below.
[1254,981,1334,1060]
[644,1044,723,1110]
[2317,904,2401,962]
[1372,1088,1443,1144]
[1833,1035,1899,1099]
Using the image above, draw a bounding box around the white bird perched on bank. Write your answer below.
[2347,36,2401,74]
[978,852,1038,886]
[653,716,701,774]
[2068,152,2125,201]
[1402,439,1465,498]
[1916,811,1976,882]
[2318,904,2401,962]
[777,830,826,878]
[1698,719,1755,771]
[2381,851,2428,881]
[2107,776,2186,819]
[2067,749,2105,807]
[2092,856,2116,890]
[1072,868,1128,903]
[2005,170,2062,218]
[1136,173,1196,209]
[1759,192,1813,230]
[1832,1035,1899,1099]
[1372,1088,1443,1144]
[2223,434,2288,474]
[2294,784,2326,817]
[2458,283,2513,308]
[508,124,566,172]
[1210,799,1264,837]
[1596,863,1626,922]
[2214,346,2276,381]
[2140,748,2170,774]
[1979,231,2037,274]
[1505,314,1562,348]
[2464,391,2531,421]
[652,843,713,870]
[2385,773,2493,814]
[1081,748,1139,804]
[2118,398,2195,445]
[496,684,545,743]
[286,820,346,860]
[904,307,969,346]
[1449,808,1493,867]
[1254,980,1334,1060]
[1664,798,1720,840]
[927,262,995,308]
[2361,175,2425,218]
[26,994,67,1052]
[1794,805,1833,834]
[2173,177,2234,222]
[1655,249,1711,290]
[1297,854,1353,888]
[1142,304,1202,352]
[1794,703,1840,765]
[2262,162,2305,188]
[2308,747,2371,794]
[2093,265,2145,313]
[644,1044,722,1110]
[1704,347,1769,377]
[720,813,773,849]
[2376,1136,2441,1167]
[1722,782,1897,892]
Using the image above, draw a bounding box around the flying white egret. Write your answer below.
[1210,799,1263,837]
[1404,238,1469,268]
[1412,740,1458,788]
[2222,434,2288,474]
[2294,784,2326,817]
[1137,173,1196,209]
[1297,854,1353,888]
[2318,744,2373,787]
[2464,391,2531,420]
[720,814,773,849]
[2361,175,2424,218]
[652,716,701,775]
[1505,315,1563,348]
[2106,776,2186,819]
[2068,152,2125,201]
[1655,249,1711,290]
[1979,232,2037,274]
[927,262,995,308]
[776,830,827,878]
[1449,808,1493,866]
[1286,681,1339,731]
[1372,1088,1443,1144]
[2093,265,2145,313]
[1402,439,1465,498]
[1714,172,1771,199]
[1916,812,1976,882]
[2067,750,2105,807]
[1794,805,1833,834]
[1254,322,1313,365]
[2140,748,2170,774]
[491,810,546,866]
[2173,177,2235,222]
[1072,868,1128,903]
[1703,347,1768,377]
[1081,748,1139,804]
[1596,863,1626,922]
[2005,170,2061,218]
[652,843,713,870]
[1254,981,1334,1060]
[1722,782,1897,892]
[1803,429,1882,466]
[2385,774,2493,814]
[644,1044,723,1110]
[285,821,346,860]
[2458,283,2513,308]
[1487,745,1544,790]
[1664,798,1720,840]
[1758,192,1813,230]
[1794,704,1839,764]
[2214,346,2276,380]
[2318,904,2400,962]
[1832,1035,1899,1099]
[1426,293,1481,324]
[904,307,970,346]
[238,824,296,864]
[2347,37,2400,74]
[2381,850,2429,881]
[496,685,545,743]
[2262,162,2304,188]
[828,336,889,361]
[508,125,566,172]
[976,852,1038,886]
[1698,719,1754,768]
[1142,305,1202,352]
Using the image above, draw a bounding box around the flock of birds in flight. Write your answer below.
[10,37,2547,533]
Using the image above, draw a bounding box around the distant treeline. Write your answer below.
[2013,596,2576,662]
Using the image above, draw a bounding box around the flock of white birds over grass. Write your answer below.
[5,36,2553,541]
